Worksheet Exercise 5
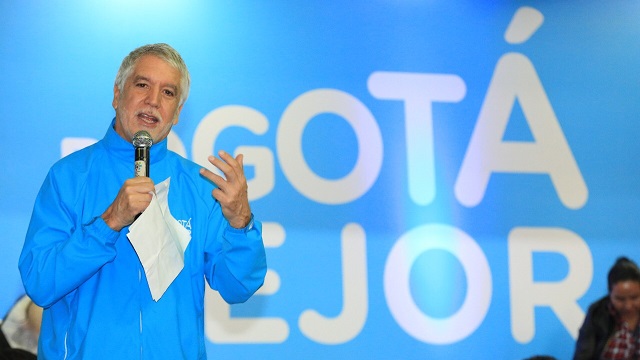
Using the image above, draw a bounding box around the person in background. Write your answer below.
[18,43,267,359]
[573,256,640,360]
[0,295,42,360]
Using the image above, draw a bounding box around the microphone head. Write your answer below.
[132,130,153,148]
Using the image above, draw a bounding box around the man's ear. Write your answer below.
[112,84,120,109]
[173,104,184,125]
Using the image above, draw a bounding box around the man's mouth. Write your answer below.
[138,112,159,124]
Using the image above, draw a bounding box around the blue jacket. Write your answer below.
[18,122,267,359]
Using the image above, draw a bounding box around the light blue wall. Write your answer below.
[2,1,639,358]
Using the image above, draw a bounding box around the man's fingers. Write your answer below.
[200,167,226,189]
[205,152,245,183]
[102,178,155,231]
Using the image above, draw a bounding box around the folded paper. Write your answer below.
[127,178,191,301]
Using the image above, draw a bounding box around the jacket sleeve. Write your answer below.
[573,309,597,360]
[18,170,120,308]
[573,298,610,360]
[204,211,267,304]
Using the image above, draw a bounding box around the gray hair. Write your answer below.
[114,43,191,106]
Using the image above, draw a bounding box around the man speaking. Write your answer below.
[18,43,267,359]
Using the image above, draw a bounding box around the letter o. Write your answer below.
[384,224,492,344]
[277,89,383,204]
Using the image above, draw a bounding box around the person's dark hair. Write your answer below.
[607,256,640,292]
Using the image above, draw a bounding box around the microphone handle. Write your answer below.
[134,147,150,177]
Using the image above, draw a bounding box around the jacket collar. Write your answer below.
[103,118,168,164]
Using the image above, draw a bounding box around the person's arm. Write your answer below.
[25,300,42,337]
[0,295,42,355]
[200,150,267,303]
[205,212,266,303]
[19,162,156,308]
[18,171,121,308]
[573,301,603,360]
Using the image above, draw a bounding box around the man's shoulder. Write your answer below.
[52,140,103,170]
[46,141,110,188]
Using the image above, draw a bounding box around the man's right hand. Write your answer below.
[101,177,155,231]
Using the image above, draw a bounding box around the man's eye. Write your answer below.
[163,90,175,97]
[136,83,148,88]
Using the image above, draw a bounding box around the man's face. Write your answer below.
[113,54,183,144]
[610,280,640,320]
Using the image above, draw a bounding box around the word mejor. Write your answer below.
[61,54,588,346]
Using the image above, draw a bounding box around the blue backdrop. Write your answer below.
[2,1,640,359]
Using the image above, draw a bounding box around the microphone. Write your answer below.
[133,130,153,177]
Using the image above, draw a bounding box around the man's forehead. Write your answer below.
[131,55,181,85]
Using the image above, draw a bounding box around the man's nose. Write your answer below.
[145,88,161,107]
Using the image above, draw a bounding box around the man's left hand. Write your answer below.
[200,150,252,229]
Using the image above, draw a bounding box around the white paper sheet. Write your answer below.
[127,178,192,301]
